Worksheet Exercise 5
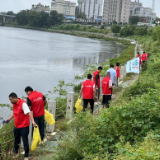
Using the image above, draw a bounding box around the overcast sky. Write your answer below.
[0,0,160,17]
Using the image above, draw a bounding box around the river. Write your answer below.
[0,26,125,122]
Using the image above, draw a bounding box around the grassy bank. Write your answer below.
[53,26,160,160]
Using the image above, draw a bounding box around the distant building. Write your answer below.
[51,0,76,17]
[78,0,103,22]
[31,3,50,13]
[130,0,156,23]
[103,0,131,24]
[130,0,142,11]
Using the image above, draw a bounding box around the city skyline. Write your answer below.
[0,0,160,17]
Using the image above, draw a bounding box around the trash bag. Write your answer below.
[75,98,83,113]
[44,109,55,125]
[31,126,41,151]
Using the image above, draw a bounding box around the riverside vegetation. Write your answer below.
[1,15,159,159]
[52,25,160,160]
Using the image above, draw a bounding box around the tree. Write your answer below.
[48,11,63,26]
[6,11,15,16]
[130,16,140,25]
[120,25,135,37]
[28,11,49,27]
[77,12,86,20]
[111,24,121,33]
[16,11,29,25]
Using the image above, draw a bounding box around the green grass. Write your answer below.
[109,45,135,66]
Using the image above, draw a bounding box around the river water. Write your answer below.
[0,27,125,121]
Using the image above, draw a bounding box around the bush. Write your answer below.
[111,24,121,33]
[114,132,160,160]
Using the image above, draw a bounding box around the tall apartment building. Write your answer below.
[78,0,104,21]
[51,0,76,16]
[103,0,131,24]
[31,3,50,13]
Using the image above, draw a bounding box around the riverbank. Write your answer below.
[0,25,136,160]
[4,24,131,45]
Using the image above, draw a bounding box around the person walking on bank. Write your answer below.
[115,63,120,87]
[136,52,141,67]
[102,72,114,108]
[79,74,97,114]
[6,93,36,160]
[106,64,117,87]
[141,51,146,64]
[93,66,103,102]
[25,86,47,141]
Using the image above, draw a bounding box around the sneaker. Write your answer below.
[12,149,18,154]
[24,157,29,160]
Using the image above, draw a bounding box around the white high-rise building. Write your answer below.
[102,0,131,24]
[78,0,104,21]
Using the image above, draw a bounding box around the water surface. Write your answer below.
[0,27,125,121]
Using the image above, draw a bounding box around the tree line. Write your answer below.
[111,24,148,36]
[16,10,63,28]
[1,10,63,28]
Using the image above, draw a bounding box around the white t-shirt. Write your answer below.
[22,103,30,115]
[106,68,117,83]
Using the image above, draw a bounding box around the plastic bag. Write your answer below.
[75,98,83,113]
[31,126,41,151]
[44,109,55,125]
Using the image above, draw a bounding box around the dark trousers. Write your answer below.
[116,78,119,87]
[102,95,112,108]
[14,126,29,157]
[34,115,45,141]
[94,88,100,101]
[83,99,94,114]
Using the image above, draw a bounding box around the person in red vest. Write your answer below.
[141,51,146,64]
[25,86,47,141]
[136,52,141,66]
[115,62,120,87]
[102,72,114,108]
[79,74,96,114]
[6,93,36,160]
[146,53,149,61]
[93,66,103,101]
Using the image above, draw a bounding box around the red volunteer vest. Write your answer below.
[13,98,30,128]
[93,71,100,87]
[115,66,120,78]
[82,80,94,99]
[102,76,112,95]
[141,53,146,61]
[28,91,44,117]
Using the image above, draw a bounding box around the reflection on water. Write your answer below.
[0,27,125,121]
